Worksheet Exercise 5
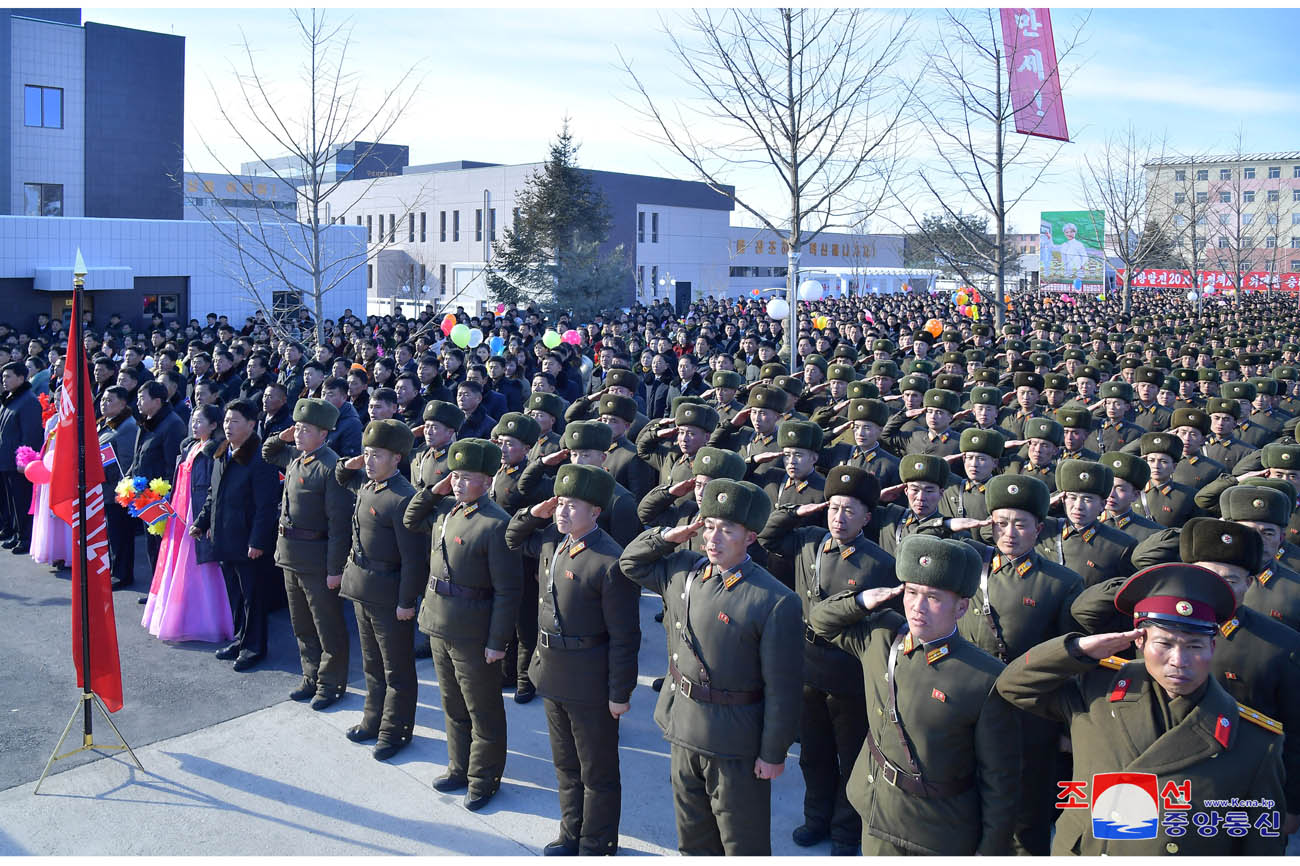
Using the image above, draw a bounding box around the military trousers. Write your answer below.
[669,744,771,856]
[284,568,349,690]
[353,600,417,744]
[502,563,539,687]
[1011,719,1061,857]
[544,697,621,855]
[430,636,507,797]
[799,683,867,847]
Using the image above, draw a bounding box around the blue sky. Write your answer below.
[81,6,1300,235]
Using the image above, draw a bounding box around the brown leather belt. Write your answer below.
[668,661,762,705]
[866,729,974,798]
[279,526,325,540]
[430,576,492,601]
[538,631,609,651]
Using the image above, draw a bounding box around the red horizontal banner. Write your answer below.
[1116,268,1300,291]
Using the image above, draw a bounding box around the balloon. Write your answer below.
[925,318,943,338]
[971,291,982,303]
[1098,292,1106,302]
[863,311,874,324]
[495,303,506,315]
[766,298,790,320]
[43,448,55,471]
[798,280,824,302]
[441,315,456,336]
[750,288,762,297]
[24,460,51,484]
[542,330,562,349]
[450,323,471,348]
[971,307,980,321]
[1186,290,1198,302]
[813,315,829,330]
[956,291,969,305]
[1073,278,1084,291]
[489,336,505,355]
[562,329,581,345]
[467,329,484,348]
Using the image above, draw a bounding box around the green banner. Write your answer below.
[1040,210,1105,284]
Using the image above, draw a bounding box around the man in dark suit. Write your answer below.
[0,361,43,554]
[130,380,186,573]
[98,386,139,589]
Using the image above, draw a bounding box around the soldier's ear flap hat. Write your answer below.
[492,412,540,447]
[899,453,949,488]
[292,397,339,431]
[699,479,770,533]
[447,438,502,476]
[424,400,466,431]
[824,465,880,510]
[692,447,746,482]
[1178,516,1263,573]
[362,419,414,458]
[1056,459,1112,498]
[896,535,980,598]
[561,419,612,452]
[554,464,614,511]
[985,474,1049,520]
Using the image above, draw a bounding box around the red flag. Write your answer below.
[50,312,123,712]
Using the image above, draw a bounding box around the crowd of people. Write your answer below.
[2,285,1300,855]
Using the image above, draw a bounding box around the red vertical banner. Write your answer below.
[50,314,123,712]
[1000,8,1069,142]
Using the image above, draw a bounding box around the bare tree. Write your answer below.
[1148,155,1216,314]
[622,7,916,372]
[1203,131,1268,306]
[1079,124,1176,314]
[892,8,1088,328]
[188,10,424,343]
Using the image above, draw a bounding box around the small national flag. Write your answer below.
[133,498,175,526]
[99,441,117,469]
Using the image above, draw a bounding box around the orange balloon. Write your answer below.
[925,318,943,338]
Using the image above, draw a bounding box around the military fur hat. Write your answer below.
[711,370,743,391]
[423,399,466,431]
[1250,377,1279,397]
[895,535,980,598]
[562,419,612,453]
[1042,373,1069,391]
[361,419,414,458]
[803,354,829,374]
[1164,408,1207,434]
[899,374,930,394]
[492,412,541,447]
[292,397,339,431]
[827,363,856,383]
[1056,459,1113,498]
[1206,397,1240,419]
[1099,381,1134,401]
[447,438,502,476]
[1101,451,1150,489]
[871,338,896,354]
[960,427,1005,458]
[747,384,786,410]
[971,368,1000,385]
[903,359,936,377]
[868,360,900,380]
[605,368,640,391]
[1261,443,1300,470]
[1024,417,1064,446]
[597,393,637,423]
[934,373,965,392]
[1223,381,1256,402]
[674,401,718,432]
[1115,562,1236,636]
[1139,432,1183,460]
[699,478,770,533]
[759,362,787,381]
[1241,475,1299,502]
[553,463,614,511]
[847,381,880,400]
[1134,366,1163,385]
[1054,407,1091,430]
[911,328,936,346]
[825,465,881,509]
[778,420,824,452]
[985,474,1050,519]
[1220,485,1292,527]
[1179,517,1263,573]
[899,453,950,487]
[692,446,746,481]
[1013,372,1045,391]
[922,388,961,414]
[773,375,805,399]
[848,398,889,427]
[525,391,566,420]
[970,385,1002,406]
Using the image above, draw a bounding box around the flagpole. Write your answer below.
[74,261,92,747]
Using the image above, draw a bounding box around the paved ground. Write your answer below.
[0,539,811,856]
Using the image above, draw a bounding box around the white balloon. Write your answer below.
[766,298,790,320]
[1186,291,1198,302]
[798,279,824,302]
[467,329,484,348]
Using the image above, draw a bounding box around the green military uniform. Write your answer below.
[1203,401,1255,467]
[591,393,650,499]
[757,467,896,853]
[1035,460,1135,588]
[525,392,566,463]
[818,399,902,488]
[636,400,718,488]
[262,400,355,705]
[619,480,803,856]
[504,465,641,856]
[939,427,1005,524]
[410,400,464,488]
[404,439,523,804]
[881,389,962,458]
[1094,382,1144,452]
[876,454,950,557]
[707,370,746,427]
[636,447,747,556]
[336,420,429,755]
[808,535,1021,855]
[1131,367,1173,431]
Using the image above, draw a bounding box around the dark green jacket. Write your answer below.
[336,465,427,609]
[263,438,354,575]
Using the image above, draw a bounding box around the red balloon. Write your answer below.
[24,460,51,484]
[441,315,456,336]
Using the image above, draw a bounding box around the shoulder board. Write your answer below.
[1237,703,1284,735]
[1097,655,1126,671]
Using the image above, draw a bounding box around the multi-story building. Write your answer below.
[182,172,298,224]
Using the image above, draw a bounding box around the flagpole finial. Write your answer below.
[74,249,87,278]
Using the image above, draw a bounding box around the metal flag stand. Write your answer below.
[34,250,142,794]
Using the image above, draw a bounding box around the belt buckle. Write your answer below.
[880,762,898,787]
[804,625,817,644]
[679,677,693,700]
[538,632,551,649]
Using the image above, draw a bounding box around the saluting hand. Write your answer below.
[609,700,630,720]
[858,583,903,610]
[530,496,560,519]
[752,451,782,464]
[279,427,296,442]
[542,448,571,467]
[1075,629,1144,660]
[904,407,925,418]
[796,501,828,517]
[668,478,695,498]
[344,454,365,470]
[832,420,852,437]
[1003,439,1027,449]
[657,424,678,439]
[753,757,785,781]
[947,516,991,533]
[431,474,454,496]
[730,407,753,427]
[663,520,704,545]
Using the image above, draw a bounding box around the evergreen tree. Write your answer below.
[487,122,630,318]
[1132,218,1181,270]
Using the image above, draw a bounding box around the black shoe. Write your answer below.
[215,643,241,661]
[514,681,536,704]
[346,724,378,743]
[289,678,317,702]
[137,597,147,605]
[372,738,410,761]
[11,544,29,555]
[232,651,264,672]
[1,536,19,550]
[464,787,498,811]
[792,824,829,847]
[431,771,468,793]
[311,687,345,710]
[413,640,432,659]
[830,841,860,856]
[651,676,664,692]
[543,838,579,857]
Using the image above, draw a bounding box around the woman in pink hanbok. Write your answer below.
[29,431,71,566]
[141,404,233,643]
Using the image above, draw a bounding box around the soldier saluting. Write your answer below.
[504,464,641,856]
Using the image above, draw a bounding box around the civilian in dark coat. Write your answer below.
[130,380,187,573]
[456,380,497,440]
[258,383,294,442]
[194,400,280,670]
[0,362,43,552]
[98,387,141,588]
[323,377,363,457]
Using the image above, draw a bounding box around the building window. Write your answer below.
[1294,167,1300,179]
[1174,169,1186,182]
[638,265,645,295]
[366,265,373,289]
[1196,215,1207,226]
[1243,190,1255,203]
[388,214,395,243]
[651,212,659,243]
[1173,192,1186,204]
[1293,214,1300,225]
[1196,169,1208,181]
[23,183,63,216]
[356,216,362,227]
[638,212,645,243]
[439,264,446,294]
[142,294,180,316]
[489,208,496,241]
[440,211,447,242]
[272,290,303,316]
[1244,167,1256,179]
[1293,238,1300,249]
[651,265,658,294]
[1174,215,1186,228]
[475,208,483,242]
[1219,191,1232,203]
[408,213,415,243]
[453,211,460,242]
[23,85,62,128]
[1269,166,1281,179]
[1268,214,1279,226]
[1196,191,1208,203]
[377,213,384,239]
[419,264,427,290]
[1218,237,1230,249]
[1218,214,1229,226]
[1293,259,1300,270]
[1243,213,1254,226]
[1293,189,1300,203]
[1266,236,1278,248]
[420,212,426,243]
[1220,168,1232,180]
[1268,190,1280,202]
[366,214,373,243]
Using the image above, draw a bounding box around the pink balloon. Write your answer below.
[562,329,581,345]
[24,460,51,484]
[495,303,506,315]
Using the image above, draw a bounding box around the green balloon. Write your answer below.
[542,330,562,349]
[450,323,471,348]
